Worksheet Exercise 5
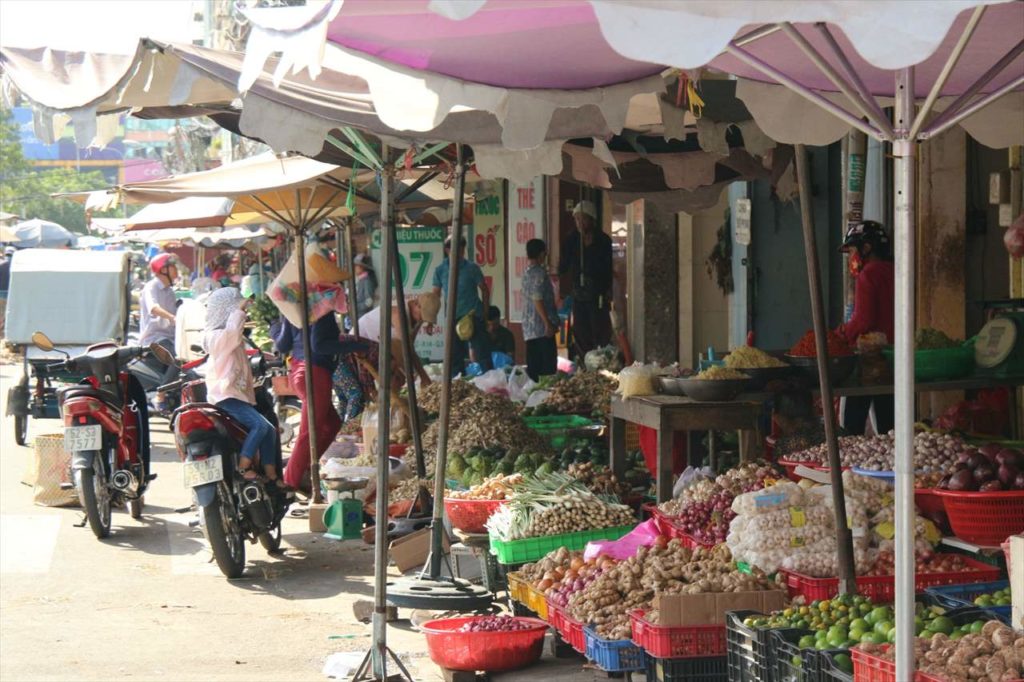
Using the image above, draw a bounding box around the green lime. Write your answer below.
[850,618,869,632]
[834,653,853,673]
[792,655,803,666]
[929,616,954,636]
[874,621,894,637]
[861,632,886,645]
[887,627,897,644]
[950,630,964,640]
[848,628,864,642]
[969,621,985,634]
[799,635,816,649]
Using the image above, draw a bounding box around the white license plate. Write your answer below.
[64,425,102,452]
[183,455,224,488]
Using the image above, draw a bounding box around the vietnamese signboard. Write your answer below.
[370,226,447,361]
[472,181,505,318]
[507,177,544,323]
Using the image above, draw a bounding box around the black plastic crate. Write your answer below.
[726,610,777,682]
[770,628,813,682]
[818,650,854,682]
[645,653,727,682]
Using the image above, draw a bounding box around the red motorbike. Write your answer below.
[31,331,176,539]
[162,343,290,579]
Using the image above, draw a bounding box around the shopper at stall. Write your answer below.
[140,252,180,410]
[431,235,490,376]
[485,305,516,361]
[353,253,377,313]
[837,220,895,435]
[204,287,283,486]
[211,253,234,286]
[522,238,561,381]
[558,199,612,358]
[271,306,368,492]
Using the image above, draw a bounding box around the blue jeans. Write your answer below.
[216,398,276,469]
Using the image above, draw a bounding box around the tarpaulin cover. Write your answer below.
[5,250,129,345]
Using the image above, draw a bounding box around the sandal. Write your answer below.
[236,466,258,481]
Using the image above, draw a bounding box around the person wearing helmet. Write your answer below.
[141,253,181,408]
[837,220,895,435]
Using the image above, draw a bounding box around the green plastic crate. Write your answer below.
[489,525,633,564]
[523,414,600,448]
[881,344,974,381]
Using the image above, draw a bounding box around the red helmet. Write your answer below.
[150,253,177,276]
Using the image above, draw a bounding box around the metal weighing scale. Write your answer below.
[323,477,369,540]
[975,302,1024,377]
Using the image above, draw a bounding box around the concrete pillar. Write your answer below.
[917,127,967,419]
[679,194,731,368]
[634,201,679,364]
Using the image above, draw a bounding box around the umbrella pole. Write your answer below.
[347,218,360,329]
[428,145,468,579]
[794,145,856,594]
[294,225,323,504]
[389,203,426,479]
[257,245,264,294]
[893,67,917,682]
[372,146,397,680]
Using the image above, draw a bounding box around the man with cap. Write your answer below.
[432,235,491,376]
[836,219,895,435]
[559,199,613,358]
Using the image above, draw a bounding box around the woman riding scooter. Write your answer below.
[203,287,283,487]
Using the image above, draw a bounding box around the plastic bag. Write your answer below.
[472,369,509,396]
[507,367,536,403]
[671,465,714,499]
[491,351,514,369]
[583,519,662,562]
[525,390,550,408]
[267,245,347,327]
[619,363,657,398]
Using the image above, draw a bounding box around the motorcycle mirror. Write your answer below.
[149,343,178,368]
[31,331,56,353]
[190,344,204,354]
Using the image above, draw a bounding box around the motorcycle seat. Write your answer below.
[57,384,120,407]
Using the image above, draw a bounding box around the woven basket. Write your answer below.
[32,433,79,507]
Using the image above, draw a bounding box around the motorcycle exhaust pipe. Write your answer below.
[110,470,137,492]
[240,483,272,530]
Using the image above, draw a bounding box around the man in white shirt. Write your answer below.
[140,253,180,408]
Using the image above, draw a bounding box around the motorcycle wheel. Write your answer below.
[258,524,282,552]
[14,415,28,446]
[202,491,246,579]
[128,496,144,519]
[77,455,112,539]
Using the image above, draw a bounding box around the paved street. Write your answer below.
[0,360,438,682]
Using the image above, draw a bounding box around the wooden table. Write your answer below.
[610,394,763,502]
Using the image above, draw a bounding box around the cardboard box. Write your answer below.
[653,590,787,627]
[389,528,451,574]
[308,502,329,533]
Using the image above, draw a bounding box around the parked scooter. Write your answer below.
[162,342,291,579]
[128,348,190,418]
[30,331,174,539]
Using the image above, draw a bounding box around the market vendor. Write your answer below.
[485,305,516,361]
[836,220,895,436]
[558,200,613,359]
[356,292,438,387]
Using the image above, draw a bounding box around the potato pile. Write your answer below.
[858,620,1023,681]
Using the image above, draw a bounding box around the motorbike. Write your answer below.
[30,331,175,539]
[128,346,192,418]
[163,342,291,579]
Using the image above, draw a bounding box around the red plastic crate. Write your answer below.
[933,489,1024,546]
[547,598,586,653]
[655,516,720,550]
[781,555,1002,602]
[913,488,944,518]
[851,645,1022,682]
[629,609,726,658]
[777,459,821,482]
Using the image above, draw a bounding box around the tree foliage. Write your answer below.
[0,108,111,233]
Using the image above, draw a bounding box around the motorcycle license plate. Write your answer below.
[63,425,102,452]
[183,455,223,488]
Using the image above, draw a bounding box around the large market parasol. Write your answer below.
[7,218,77,249]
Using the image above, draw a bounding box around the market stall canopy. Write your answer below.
[110,225,272,248]
[7,218,76,248]
[0,37,663,181]
[235,0,1022,148]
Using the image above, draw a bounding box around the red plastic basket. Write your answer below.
[443,498,506,534]
[913,488,945,518]
[547,598,586,653]
[420,616,547,672]
[850,645,1023,682]
[777,459,822,482]
[933,489,1024,546]
[781,555,1001,602]
[655,516,720,550]
[629,609,726,658]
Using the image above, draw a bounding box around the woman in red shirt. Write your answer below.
[837,221,895,435]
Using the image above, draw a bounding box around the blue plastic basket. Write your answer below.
[851,467,895,482]
[924,580,1011,622]
[584,626,645,672]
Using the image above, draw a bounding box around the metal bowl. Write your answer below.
[322,476,370,492]
[657,376,686,395]
[784,354,858,386]
[678,378,751,402]
[734,365,795,390]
